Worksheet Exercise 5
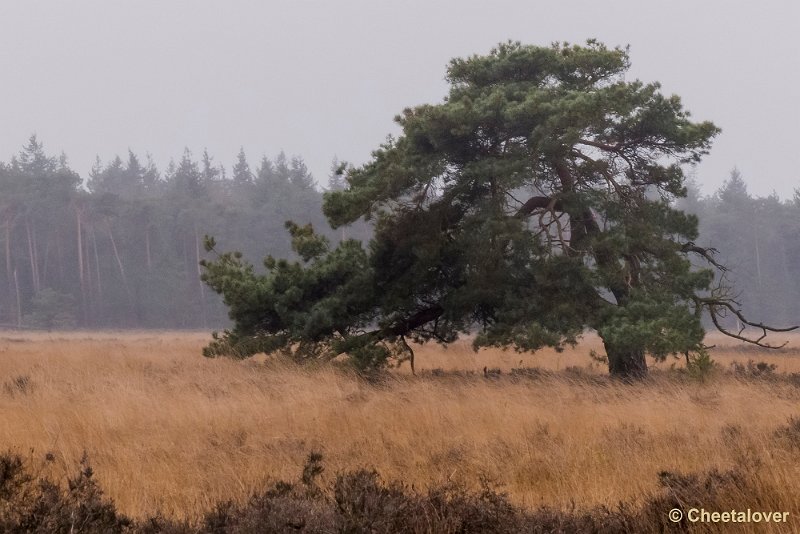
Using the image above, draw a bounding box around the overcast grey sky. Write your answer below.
[1,1,797,198]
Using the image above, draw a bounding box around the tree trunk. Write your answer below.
[84,227,102,326]
[194,224,208,328]
[106,219,132,301]
[41,237,50,288]
[603,339,647,378]
[82,229,91,325]
[13,268,22,328]
[144,228,152,272]
[25,219,40,293]
[55,229,65,281]
[76,209,86,319]
[91,228,102,301]
[4,218,12,305]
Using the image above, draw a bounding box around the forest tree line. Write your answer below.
[0,136,364,329]
[0,136,796,330]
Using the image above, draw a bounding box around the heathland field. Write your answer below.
[2,331,800,531]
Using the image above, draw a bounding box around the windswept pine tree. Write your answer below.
[202,41,796,377]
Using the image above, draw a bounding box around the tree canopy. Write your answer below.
[202,40,796,377]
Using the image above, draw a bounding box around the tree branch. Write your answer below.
[681,242,727,272]
[577,138,623,152]
[515,196,563,218]
[697,297,798,348]
[385,305,445,337]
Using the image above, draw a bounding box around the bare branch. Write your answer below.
[698,296,798,348]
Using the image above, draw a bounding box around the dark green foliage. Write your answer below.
[203,40,753,377]
[201,227,378,366]
[685,347,717,381]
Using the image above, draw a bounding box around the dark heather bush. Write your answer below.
[0,451,771,533]
[0,452,131,533]
[730,359,778,378]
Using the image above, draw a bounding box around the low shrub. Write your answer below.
[730,359,778,378]
[0,450,771,533]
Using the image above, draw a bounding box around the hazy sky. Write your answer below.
[1,1,797,198]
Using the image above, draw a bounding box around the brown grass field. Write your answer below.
[2,330,800,529]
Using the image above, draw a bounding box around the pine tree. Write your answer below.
[202,41,797,376]
[231,147,253,187]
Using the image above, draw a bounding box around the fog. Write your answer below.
[1,1,797,197]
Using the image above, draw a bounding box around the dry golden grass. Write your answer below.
[2,330,800,524]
